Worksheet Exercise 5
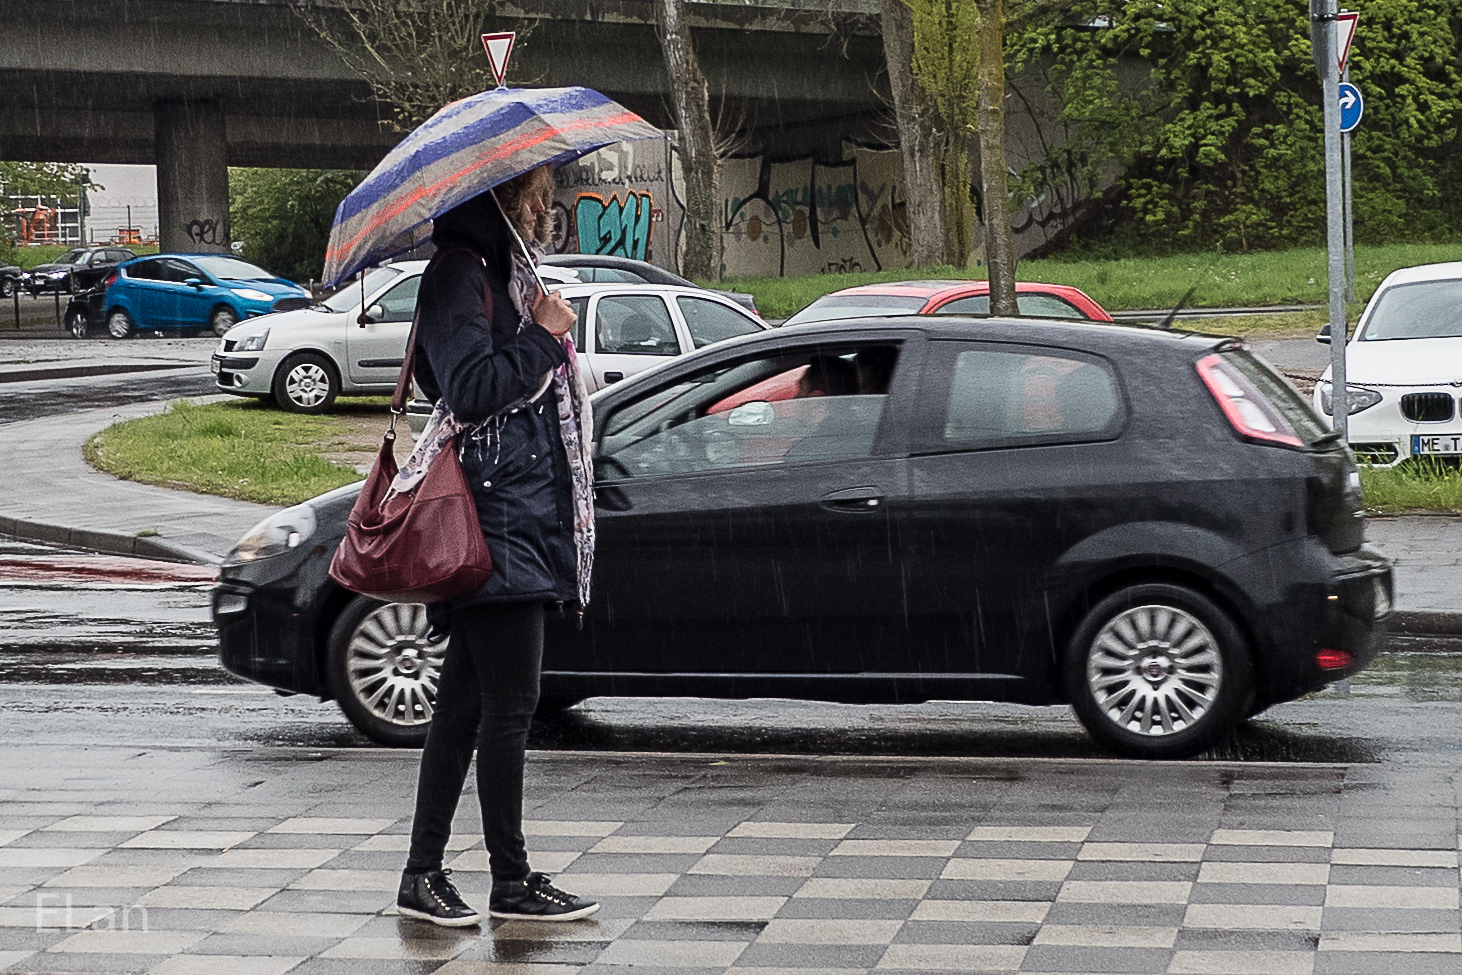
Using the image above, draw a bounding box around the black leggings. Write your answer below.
[405,601,542,882]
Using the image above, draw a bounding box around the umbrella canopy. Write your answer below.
[323,86,661,286]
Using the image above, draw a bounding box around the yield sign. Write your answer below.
[1335,11,1359,74]
[481,32,516,88]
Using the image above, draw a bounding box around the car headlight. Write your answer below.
[226,504,317,564]
[1319,383,1382,416]
[48,270,69,279]
[236,329,269,352]
[232,288,272,302]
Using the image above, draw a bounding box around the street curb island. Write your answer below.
[0,511,222,565]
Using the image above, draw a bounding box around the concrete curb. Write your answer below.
[0,513,222,566]
[1387,610,1462,638]
[0,362,191,384]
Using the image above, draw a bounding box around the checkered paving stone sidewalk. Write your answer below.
[0,751,1459,973]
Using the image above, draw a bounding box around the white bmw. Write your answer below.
[1314,261,1462,467]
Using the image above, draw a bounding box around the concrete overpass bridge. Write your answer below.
[1,0,887,251]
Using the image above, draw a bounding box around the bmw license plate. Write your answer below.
[1412,434,1462,455]
[210,357,221,375]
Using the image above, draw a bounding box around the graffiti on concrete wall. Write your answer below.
[719,145,912,278]
[573,191,654,261]
[551,142,674,267]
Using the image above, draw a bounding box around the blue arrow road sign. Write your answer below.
[1338,82,1364,132]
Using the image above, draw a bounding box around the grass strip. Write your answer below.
[84,398,370,507]
[718,242,1462,319]
[1361,459,1462,515]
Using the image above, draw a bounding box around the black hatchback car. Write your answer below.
[23,246,135,295]
[214,317,1391,759]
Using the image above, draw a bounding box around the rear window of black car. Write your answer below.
[917,342,1124,452]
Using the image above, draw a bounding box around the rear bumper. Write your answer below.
[1243,542,1392,704]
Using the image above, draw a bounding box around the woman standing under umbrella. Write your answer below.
[395,165,599,926]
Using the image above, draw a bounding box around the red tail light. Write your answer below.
[104,271,119,287]
[1316,649,1354,670]
[1196,353,1303,448]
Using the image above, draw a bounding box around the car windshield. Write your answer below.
[320,267,403,312]
[1359,279,1462,341]
[783,294,926,326]
[58,250,86,265]
[191,256,275,281]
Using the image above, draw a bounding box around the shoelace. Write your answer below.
[528,874,574,907]
[424,869,465,911]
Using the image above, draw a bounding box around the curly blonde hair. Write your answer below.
[497,165,555,246]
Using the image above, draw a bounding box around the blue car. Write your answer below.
[104,254,312,339]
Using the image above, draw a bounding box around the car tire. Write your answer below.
[327,598,445,748]
[66,309,89,339]
[0,278,13,299]
[107,309,135,339]
[1065,583,1251,760]
[273,352,340,414]
[210,305,238,336]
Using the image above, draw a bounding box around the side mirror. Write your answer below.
[359,304,385,326]
[184,277,204,289]
[1315,324,1331,345]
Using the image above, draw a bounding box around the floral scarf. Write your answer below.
[392,247,596,607]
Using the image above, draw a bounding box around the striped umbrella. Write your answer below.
[323,86,661,287]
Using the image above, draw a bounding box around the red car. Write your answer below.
[782,279,1112,326]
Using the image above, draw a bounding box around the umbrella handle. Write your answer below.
[490,188,549,298]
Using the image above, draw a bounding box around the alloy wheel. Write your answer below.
[107,310,133,339]
[1085,604,1223,738]
[345,602,445,730]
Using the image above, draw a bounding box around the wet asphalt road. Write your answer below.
[3,530,1462,767]
[4,341,1461,769]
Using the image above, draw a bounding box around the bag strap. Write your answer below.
[385,247,490,438]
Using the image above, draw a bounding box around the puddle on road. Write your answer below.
[1342,651,1462,702]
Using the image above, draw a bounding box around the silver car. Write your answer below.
[213,261,429,413]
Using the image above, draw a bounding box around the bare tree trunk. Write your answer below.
[976,0,1016,314]
[879,0,946,267]
[659,0,719,280]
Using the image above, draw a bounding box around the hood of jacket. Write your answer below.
[431,191,515,278]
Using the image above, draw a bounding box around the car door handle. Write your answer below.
[820,487,885,512]
[603,371,624,384]
[594,484,632,512]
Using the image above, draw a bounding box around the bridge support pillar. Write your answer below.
[154,100,230,254]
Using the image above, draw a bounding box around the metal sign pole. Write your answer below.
[1312,0,1348,439]
[1342,64,1356,305]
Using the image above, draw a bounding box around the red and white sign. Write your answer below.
[1335,11,1359,74]
[481,32,516,88]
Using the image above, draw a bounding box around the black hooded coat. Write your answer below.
[413,191,578,606]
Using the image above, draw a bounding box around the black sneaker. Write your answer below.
[397,869,481,927]
[489,872,600,921]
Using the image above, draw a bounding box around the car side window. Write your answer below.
[585,267,646,283]
[161,260,200,283]
[567,296,588,348]
[918,342,1123,452]
[594,295,679,355]
[677,297,760,348]
[374,276,420,322]
[938,295,989,315]
[124,259,161,281]
[596,343,901,480]
[1017,294,1085,319]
